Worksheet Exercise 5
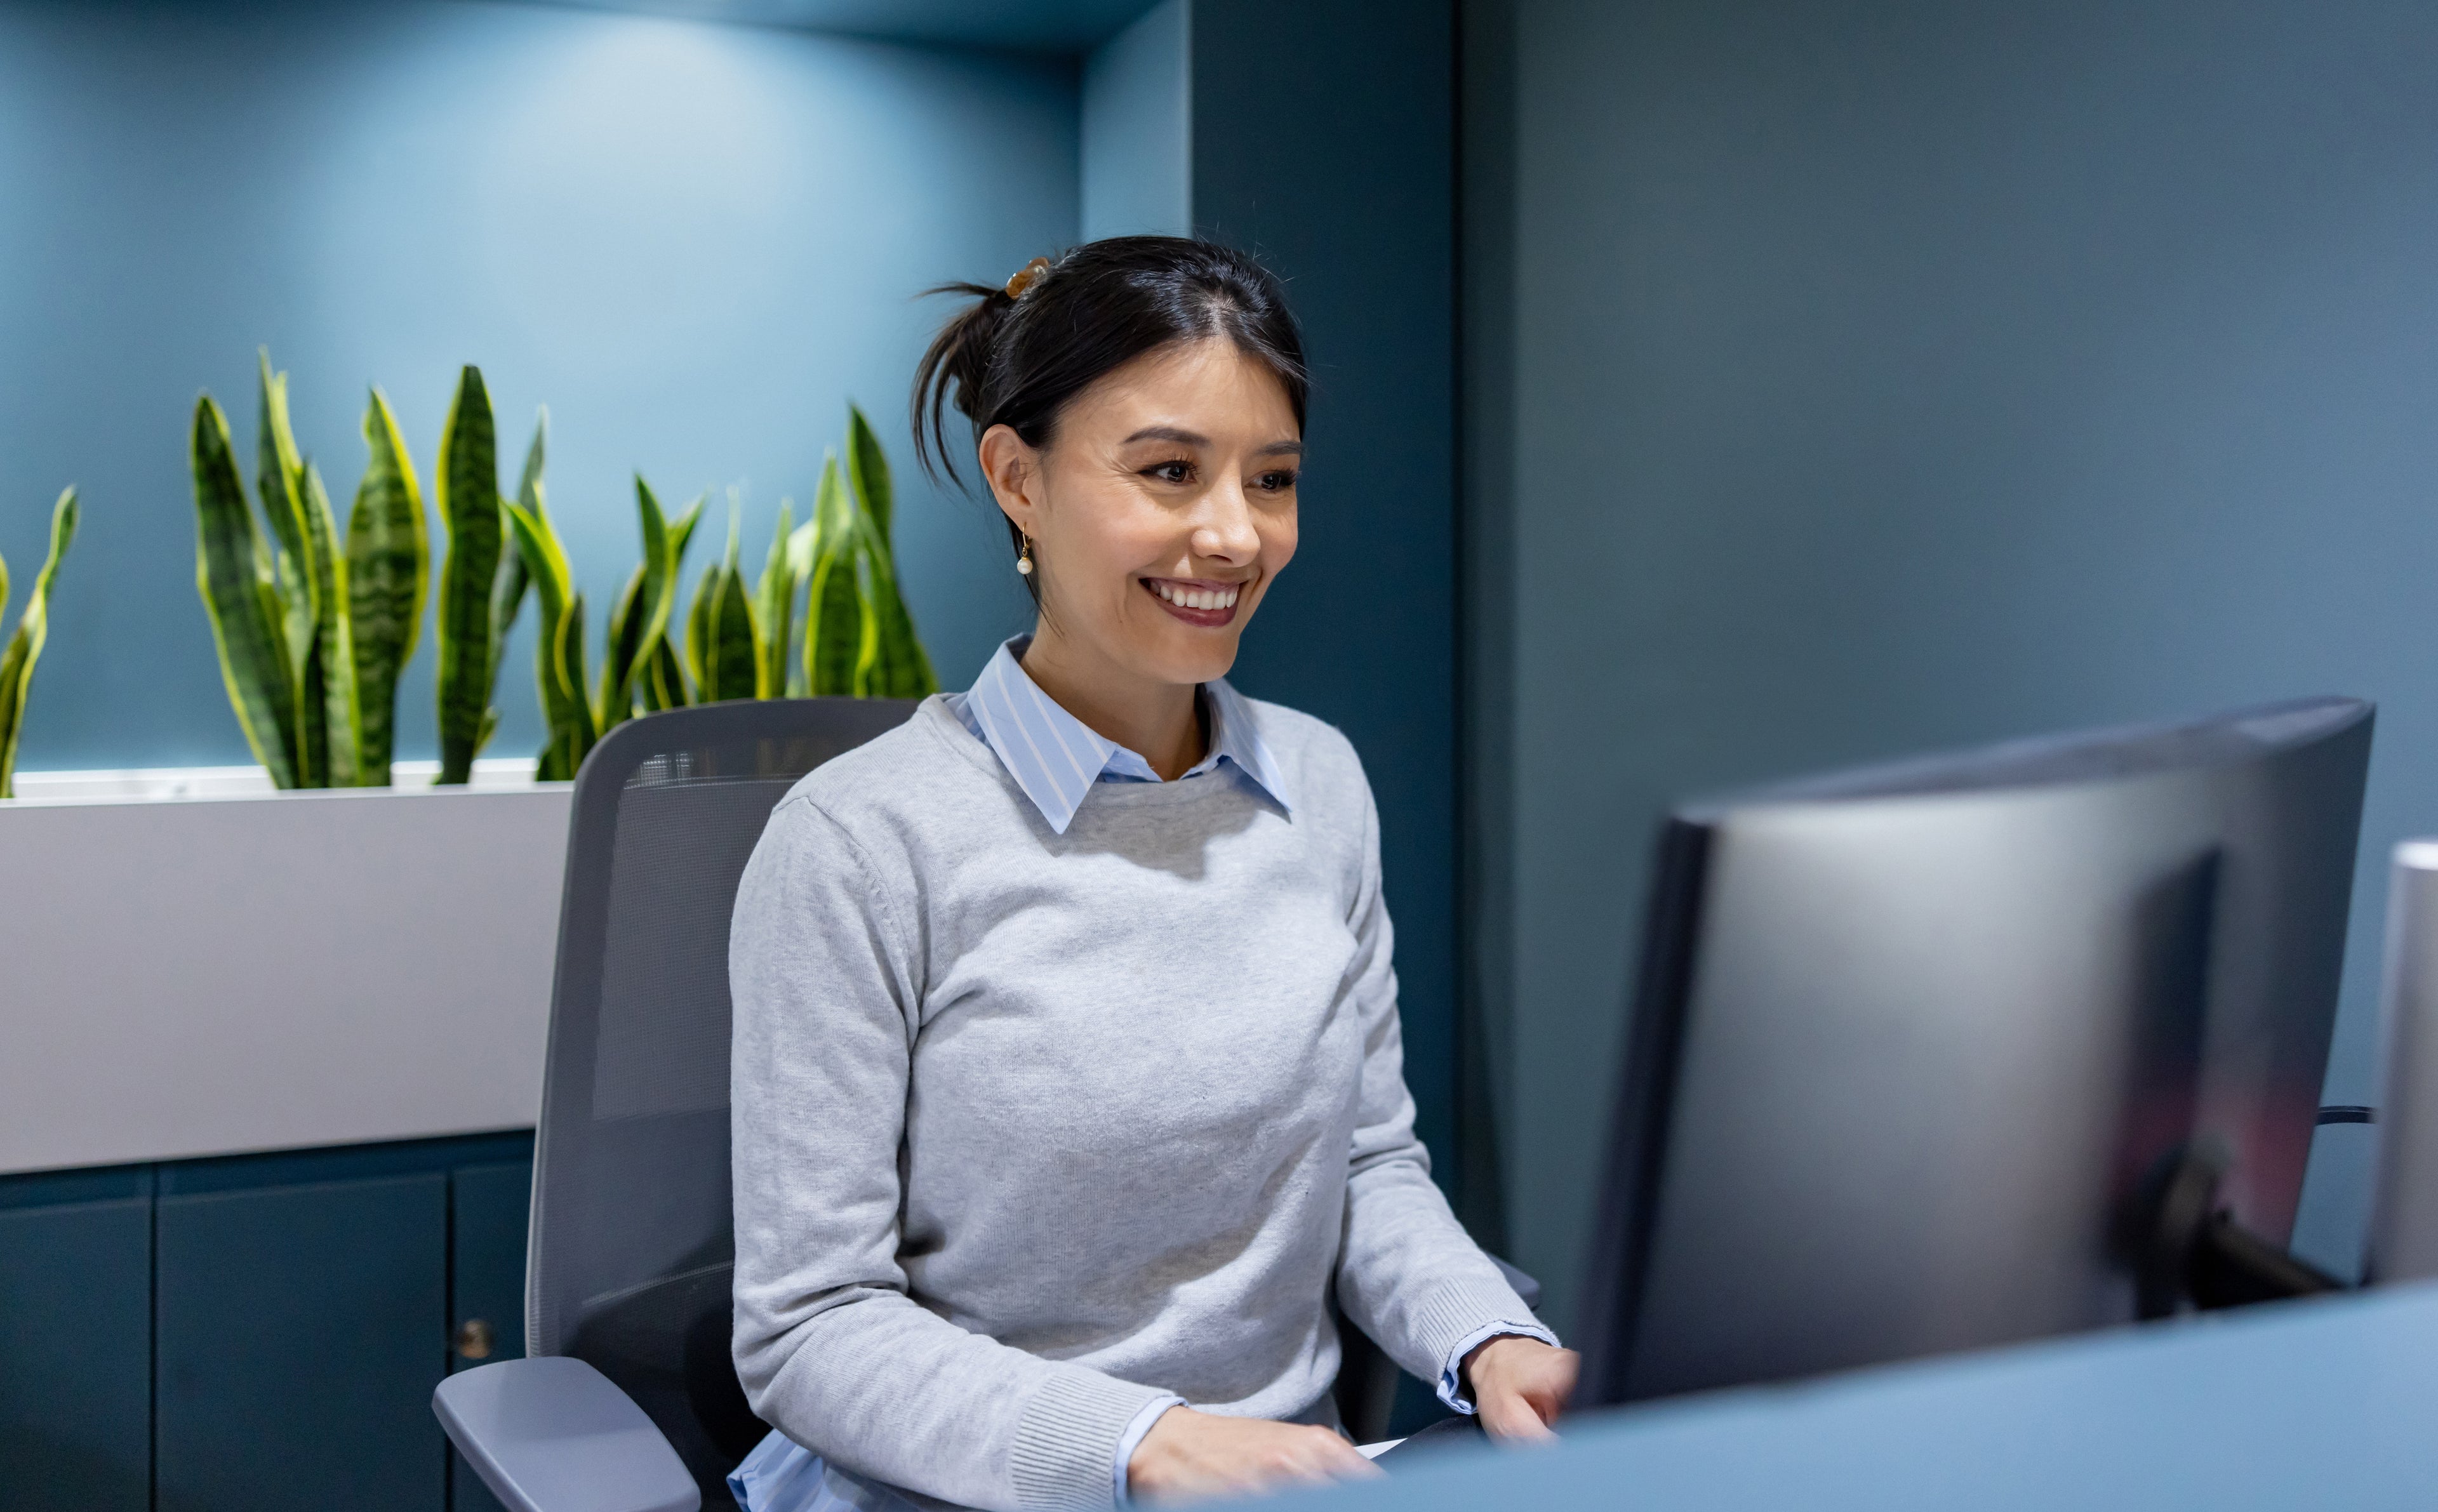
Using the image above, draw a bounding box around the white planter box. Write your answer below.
[0,762,571,1175]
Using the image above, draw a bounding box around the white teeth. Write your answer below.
[1150,580,1244,611]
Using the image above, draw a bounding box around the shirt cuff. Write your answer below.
[1435,1320,1562,1415]
[1112,1395,1185,1504]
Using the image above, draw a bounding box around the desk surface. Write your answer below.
[1305,1281,2438,1510]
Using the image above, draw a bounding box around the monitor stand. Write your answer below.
[2135,1144,2342,1316]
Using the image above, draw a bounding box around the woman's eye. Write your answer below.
[1142,460,1195,485]
[1256,470,1299,493]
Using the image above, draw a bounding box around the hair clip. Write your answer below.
[1003,256,1051,300]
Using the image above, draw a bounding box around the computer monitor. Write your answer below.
[1576,696,2373,1409]
[2371,840,2438,1283]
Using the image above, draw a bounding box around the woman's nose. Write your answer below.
[1192,484,1262,562]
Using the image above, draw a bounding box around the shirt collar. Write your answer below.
[957,637,1295,834]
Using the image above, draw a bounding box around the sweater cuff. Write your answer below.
[1011,1369,1176,1511]
[1112,1395,1185,1504]
[1435,1320,1562,1414]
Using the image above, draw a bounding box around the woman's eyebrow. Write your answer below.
[1256,440,1305,459]
[1123,425,1208,446]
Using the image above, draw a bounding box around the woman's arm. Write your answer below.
[1329,781,1576,1432]
[729,797,1174,1511]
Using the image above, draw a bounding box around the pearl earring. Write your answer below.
[1017,535,1034,576]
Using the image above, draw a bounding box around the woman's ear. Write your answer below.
[978,424,1041,539]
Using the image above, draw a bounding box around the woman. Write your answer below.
[729,237,1576,1512]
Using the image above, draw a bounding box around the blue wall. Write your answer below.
[0,0,1070,770]
[1191,0,1463,1190]
[1477,0,2438,1330]
[1082,0,1190,240]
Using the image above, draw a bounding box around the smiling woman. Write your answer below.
[724,237,1575,1512]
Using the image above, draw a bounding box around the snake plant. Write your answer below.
[0,487,79,798]
[192,354,535,787]
[803,405,937,699]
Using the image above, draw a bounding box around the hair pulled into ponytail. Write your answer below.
[910,236,1309,587]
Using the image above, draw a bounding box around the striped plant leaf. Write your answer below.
[753,500,796,698]
[300,462,363,786]
[256,354,322,784]
[346,387,425,787]
[802,454,868,697]
[855,510,938,699]
[545,590,594,779]
[643,492,706,712]
[709,516,759,703]
[0,488,77,799]
[596,476,674,732]
[488,411,547,720]
[503,498,593,779]
[192,396,298,786]
[434,366,500,784]
[845,403,894,548]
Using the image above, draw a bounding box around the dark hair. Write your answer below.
[911,235,1308,590]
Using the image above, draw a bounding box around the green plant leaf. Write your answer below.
[255,351,310,588]
[434,366,500,784]
[301,461,362,786]
[855,511,940,699]
[503,498,593,779]
[192,396,298,787]
[846,402,895,550]
[754,499,796,698]
[0,489,77,799]
[346,387,426,786]
[645,637,689,712]
[596,476,674,733]
[803,454,866,697]
[256,352,323,783]
[710,512,759,703]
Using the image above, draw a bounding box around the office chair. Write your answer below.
[432,696,1534,1512]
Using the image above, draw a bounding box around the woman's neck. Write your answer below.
[1019,618,1206,781]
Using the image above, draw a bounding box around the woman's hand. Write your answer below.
[1126,1406,1384,1504]
[1462,1336,1580,1442]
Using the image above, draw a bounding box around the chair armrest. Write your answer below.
[433,1356,700,1512]
[1490,1254,1543,1313]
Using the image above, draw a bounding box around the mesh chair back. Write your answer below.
[524,698,917,1499]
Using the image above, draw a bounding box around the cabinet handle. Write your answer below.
[455,1318,495,1360]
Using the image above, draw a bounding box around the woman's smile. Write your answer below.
[1142,575,1250,626]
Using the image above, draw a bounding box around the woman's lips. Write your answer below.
[1142,576,1246,627]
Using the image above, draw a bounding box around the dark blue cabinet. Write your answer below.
[449,1160,534,1512]
[0,1131,534,1512]
[157,1172,451,1512]
[0,1166,154,1512]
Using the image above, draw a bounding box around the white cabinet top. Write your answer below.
[0,780,570,1175]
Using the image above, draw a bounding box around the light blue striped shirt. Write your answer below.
[943,637,1295,833]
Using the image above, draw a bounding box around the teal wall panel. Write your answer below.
[1189,0,1463,1207]
[0,1172,152,1512]
[1475,0,2438,1329]
[157,1174,450,1512]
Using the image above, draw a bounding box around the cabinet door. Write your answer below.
[0,1192,152,1512]
[157,1174,448,1512]
[449,1160,532,1512]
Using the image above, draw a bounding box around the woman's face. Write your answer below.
[981,337,1302,687]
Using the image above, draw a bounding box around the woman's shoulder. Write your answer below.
[769,696,1004,837]
[1220,687,1375,814]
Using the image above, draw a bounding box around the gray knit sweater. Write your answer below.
[729,695,1541,1511]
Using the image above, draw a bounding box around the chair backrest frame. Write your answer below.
[520,696,918,1494]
